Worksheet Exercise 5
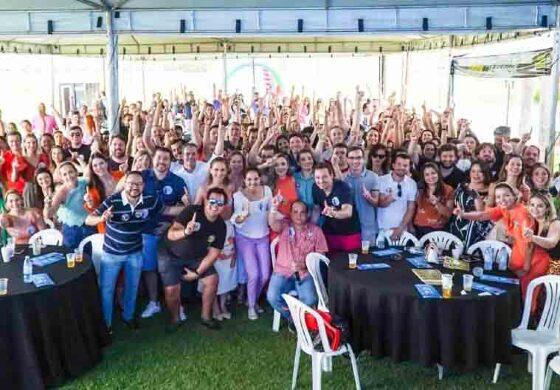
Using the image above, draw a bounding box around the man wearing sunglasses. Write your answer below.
[162,187,228,331]
[65,125,91,162]
[372,153,417,241]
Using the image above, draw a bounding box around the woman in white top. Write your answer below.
[231,167,272,320]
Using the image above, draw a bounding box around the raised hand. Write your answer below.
[102,206,114,222]
[119,159,129,173]
[184,212,198,236]
[321,201,335,218]
[361,184,374,203]
[452,206,463,219]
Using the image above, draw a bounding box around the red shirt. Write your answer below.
[0,151,33,193]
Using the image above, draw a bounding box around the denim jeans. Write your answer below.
[266,272,318,319]
[99,250,143,327]
[62,224,95,250]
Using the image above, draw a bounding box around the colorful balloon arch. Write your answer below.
[226,62,284,94]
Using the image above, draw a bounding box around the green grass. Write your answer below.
[63,302,551,390]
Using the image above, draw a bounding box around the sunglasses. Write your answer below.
[397,183,402,198]
[373,154,386,159]
[208,199,225,207]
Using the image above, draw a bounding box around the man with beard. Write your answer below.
[372,153,417,240]
[493,125,510,169]
[312,162,361,251]
[344,147,378,243]
[438,144,465,188]
[139,147,189,320]
[85,171,162,332]
[475,142,500,180]
[522,145,540,175]
[108,135,132,179]
[173,142,209,204]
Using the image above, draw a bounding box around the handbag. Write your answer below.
[304,310,349,351]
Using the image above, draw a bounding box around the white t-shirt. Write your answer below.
[231,186,272,239]
[375,173,417,230]
[173,161,209,204]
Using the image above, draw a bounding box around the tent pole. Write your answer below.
[106,7,120,136]
[222,42,228,94]
[547,28,560,168]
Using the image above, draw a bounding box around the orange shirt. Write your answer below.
[84,186,106,234]
[486,203,532,271]
[274,175,298,217]
[413,184,454,229]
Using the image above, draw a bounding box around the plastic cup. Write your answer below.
[472,267,484,278]
[441,274,453,298]
[74,249,83,263]
[463,274,474,292]
[0,278,7,295]
[361,240,370,254]
[32,241,41,256]
[348,253,358,270]
[66,253,75,268]
[483,256,493,271]
[452,247,462,260]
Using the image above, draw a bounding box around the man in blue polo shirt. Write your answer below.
[86,171,162,332]
[140,146,189,319]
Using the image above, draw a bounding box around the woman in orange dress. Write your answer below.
[455,182,534,296]
[270,153,298,240]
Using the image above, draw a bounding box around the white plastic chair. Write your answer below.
[29,229,63,246]
[78,233,104,276]
[378,229,420,247]
[305,253,330,312]
[493,275,560,389]
[467,240,511,263]
[418,231,464,254]
[545,355,560,390]
[283,294,361,390]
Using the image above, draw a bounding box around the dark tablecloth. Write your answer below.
[328,250,522,371]
[0,245,110,389]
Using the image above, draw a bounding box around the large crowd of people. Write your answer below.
[0,86,559,332]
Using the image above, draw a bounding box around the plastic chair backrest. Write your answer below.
[380,229,420,247]
[78,233,104,275]
[467,240,512,262]
[305,253,330,312]
[270,236,280,267]
[418,231,464,254]
[518,275,560,337]
[29,229,63,246]
[283,294,335,355]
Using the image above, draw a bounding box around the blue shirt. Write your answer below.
[95,191,163,255]
[294,171,315,212]
[344,169,378,234]
[142,169,186,231]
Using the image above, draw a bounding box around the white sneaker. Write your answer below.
[179,306,187,322]
[141,301,161,318]
[248,308,258,321]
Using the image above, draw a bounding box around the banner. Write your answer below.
[452,48,552,78]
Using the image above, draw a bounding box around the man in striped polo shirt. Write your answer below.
[86,170,162,332]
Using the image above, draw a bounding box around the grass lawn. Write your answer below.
[63,302,549,390]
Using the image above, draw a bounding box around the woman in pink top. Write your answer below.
[32,103,58,136]
[0,190,46,245]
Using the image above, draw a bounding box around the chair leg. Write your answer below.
[528,353,533,373]
[437,364,444,380]
[532,351,547,390]
[347,346,362,390]
[311,353,323,390]
[322,356,332,372]
[493,363,501,384]
[291,344,301,390]
[545,365,554,390]
[272,310,281,332]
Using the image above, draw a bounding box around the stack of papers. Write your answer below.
[31,253,65,267]
[406,256,433,269]
[415,284,441,298]
[471,282,506,295]
[479,275,519,285]
[412,269,443,285]
[372,248,402,257]
[356,263,390,271]
[32,273,55,288]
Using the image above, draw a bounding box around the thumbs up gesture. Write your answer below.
[181,186,190,206]
[361,183,374,203]
[184,212,198,236]
[102,206,114,222]
[321,200,335,218]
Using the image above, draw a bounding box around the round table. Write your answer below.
[328,250,522,371]
[0,245,110,389]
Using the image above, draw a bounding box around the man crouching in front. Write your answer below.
[161,187,227,332]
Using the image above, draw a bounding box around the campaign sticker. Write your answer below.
[163,185,173,195]
[331,197,340,207]
[122,214,130,222]
[208,235,216,243]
